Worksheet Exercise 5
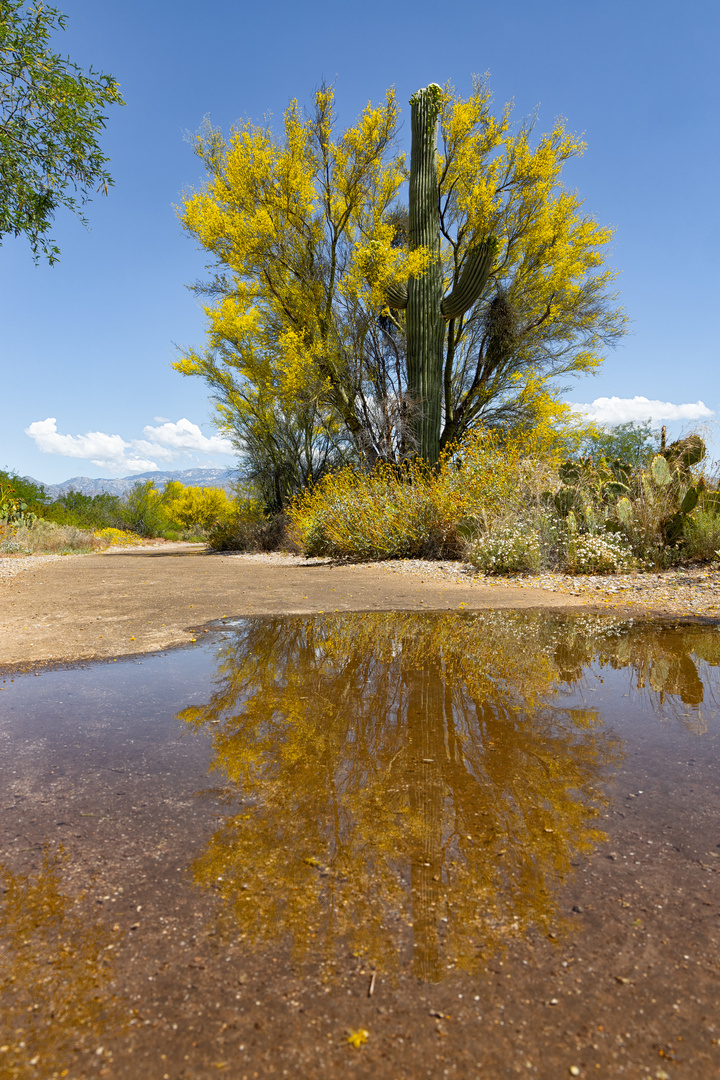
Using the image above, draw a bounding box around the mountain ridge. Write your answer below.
[23,467,238,499]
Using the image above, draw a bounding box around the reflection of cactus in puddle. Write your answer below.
[0,847,126,1077]
[180,612,631,981]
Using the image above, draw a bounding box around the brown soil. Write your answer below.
[0,542,593,672]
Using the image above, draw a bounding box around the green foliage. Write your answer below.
[684,512,720,562]
[230,402,350,515]
[0,473,243,539]
[539,436,709,567]
[0,470,47,512]
[45,489,125,529]
[645,442,706,549]
[0,479,36,525]
[578,421,660,466]
[111,481,167,537]
[549,457,631,524]
[0,0,124,263]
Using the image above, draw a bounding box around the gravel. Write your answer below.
[0,552,81,580]
[219,551,720,618]
[377,559,720,617]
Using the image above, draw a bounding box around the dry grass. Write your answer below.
[0,520,110,555]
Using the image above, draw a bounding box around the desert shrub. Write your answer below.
[1,520,109,554]
[465,523,544,574]
[41,490,126,529]
[683,511,720,562]
[562,530,637,574]
[0,471,48,517]
[94,527,144,547]
[290,428,564,560]
[115,481,171,537]
[207,513,296,552]
[290,462,453,559]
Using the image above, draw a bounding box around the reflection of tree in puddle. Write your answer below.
[0,847,125,1078]
[180,612,624,981]
[554,616,720,730]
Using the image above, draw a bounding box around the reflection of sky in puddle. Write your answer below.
[1,611,719,1073]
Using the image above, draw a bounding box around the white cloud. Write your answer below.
[142,418,234,455]
[25,416,235,475]
[569,396,714,425]
[25,418,158,473]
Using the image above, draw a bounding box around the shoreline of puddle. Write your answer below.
[3,606,720,681]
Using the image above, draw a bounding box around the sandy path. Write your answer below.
[0,542,591,670]
[4,541,720,672]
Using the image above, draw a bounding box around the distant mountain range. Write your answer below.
[25,467,238,499]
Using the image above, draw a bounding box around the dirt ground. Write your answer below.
[0,542,596,672]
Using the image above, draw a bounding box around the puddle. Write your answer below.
[1,611,719,1078]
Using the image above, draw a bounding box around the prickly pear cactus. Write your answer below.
[646,438,707,546]
[650,455,671,487]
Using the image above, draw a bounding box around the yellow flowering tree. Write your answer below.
[177,79,625,474]
[161,481,233,531]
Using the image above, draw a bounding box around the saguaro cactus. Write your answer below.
[406,84,445,465]
[391,84,498,463]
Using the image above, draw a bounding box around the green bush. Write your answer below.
[683,511,720,562]
[0,471,48,517]
[44,490,126,530]
[114,481,170,537]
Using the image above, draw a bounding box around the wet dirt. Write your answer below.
[1,611,719,1079]
[0,543,591,672]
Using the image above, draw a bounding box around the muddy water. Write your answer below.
[1,612,719,1080]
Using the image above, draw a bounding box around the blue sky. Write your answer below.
[2,0,718,483]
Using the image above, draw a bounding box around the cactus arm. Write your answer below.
[385,280,408,309]
[407,84,445,462]
[440,238,498,319]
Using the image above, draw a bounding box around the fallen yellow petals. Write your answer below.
[346,1029,369,1049]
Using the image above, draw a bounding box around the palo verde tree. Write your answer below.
[0,0,124,264]
[178,79,625,470]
